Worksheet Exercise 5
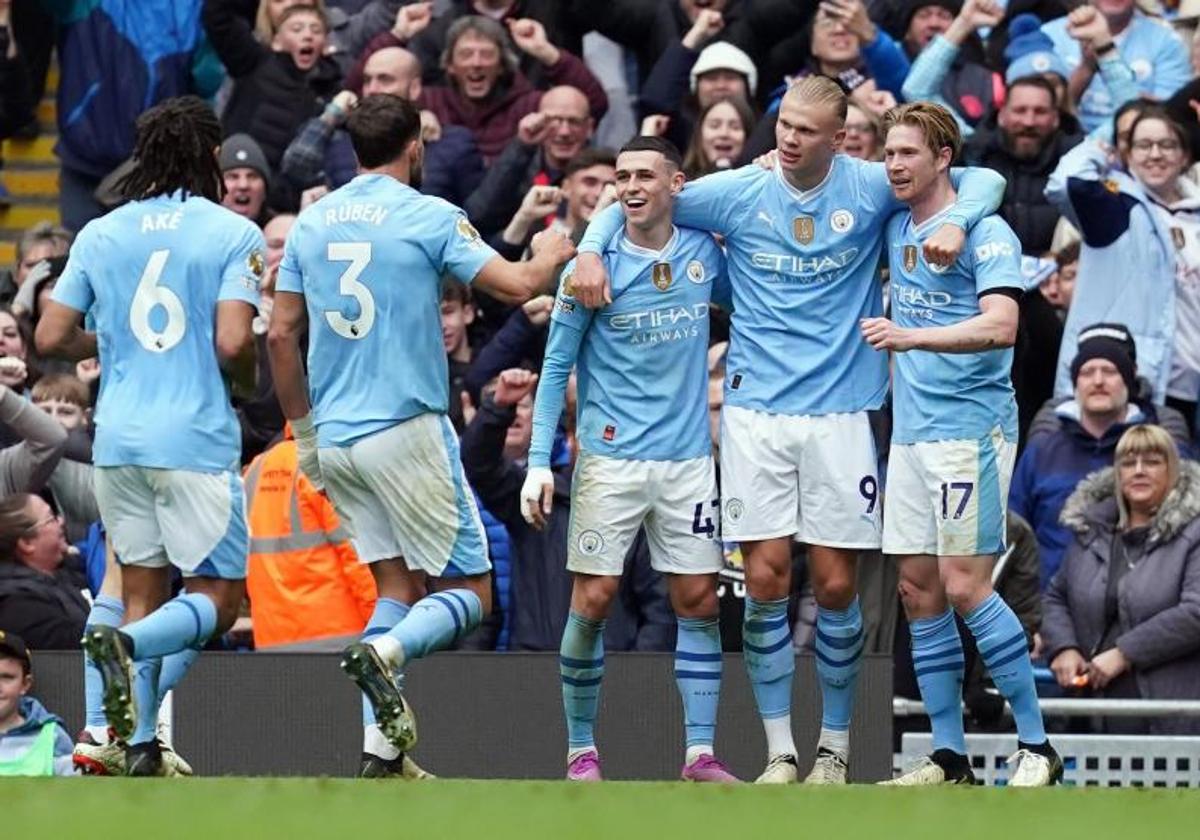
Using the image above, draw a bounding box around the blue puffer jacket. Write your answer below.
[476,496,513,651]
[48,0,221,177]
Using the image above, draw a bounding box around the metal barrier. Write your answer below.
[898,733,1200,787]
[893,697,1200,718]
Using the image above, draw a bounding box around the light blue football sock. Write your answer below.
[84,595,124,728]
[156,649,200,706]
[122,593,217,660]
[675,615,722,750]
[911,609,967,755]
[361,597,410,727]
[815,597,864,733]
[560,611,605,752]
[129,657,162,745]
[743,597,794,721]
[385,589,481,664]
[964,592,1046,746]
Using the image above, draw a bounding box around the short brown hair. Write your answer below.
[882,101,962,161]
[441,279,472,307]
[31,373,90,409]
[0,493,37,560]
[15,222,72,269]
[276,3,327,31]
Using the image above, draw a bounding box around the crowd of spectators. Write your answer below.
[0,0,1199,745]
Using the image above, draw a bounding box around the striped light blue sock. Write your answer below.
[743,597,794,721]
[675,616,722,750]
[156,649,200,706]
[361,598,411,727]
[815,597,864,735]
[560,611,605,752]
[122,593,217,660]
[84,595,124,728]
[386,589,481,663]
[964,592,1046,745]
[911,609,966,755]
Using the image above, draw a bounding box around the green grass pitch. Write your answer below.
[6,779,1197,840]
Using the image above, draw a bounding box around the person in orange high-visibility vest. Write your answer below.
[244,433,376,649]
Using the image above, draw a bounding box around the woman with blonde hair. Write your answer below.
[1042,424,1200,734]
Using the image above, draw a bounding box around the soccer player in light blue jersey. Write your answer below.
[35,97,263,777]
[570,76,1006,784]
[861,102,1062,787]
[520,136,737,783]
[267,95,575,775]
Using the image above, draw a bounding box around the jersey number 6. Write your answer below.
[130,249,186,353]
[325,241,375,340]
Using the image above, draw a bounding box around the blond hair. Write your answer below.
[1115,424,1180,529]
[882,101,962,161]
[255,0,328,42]
[782,75,848,123]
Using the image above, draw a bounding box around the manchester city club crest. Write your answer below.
[686,259,706,284]
[652,262,673,291]
[793,215,815,244]
[903,244,918,273]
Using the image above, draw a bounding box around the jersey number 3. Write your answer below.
[325,241,375,340]
[130,249,186,353]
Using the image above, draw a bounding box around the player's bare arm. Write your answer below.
[215,299,257,398]
[473,228,577,305]
[34,300,98,361]
[860,293,1018,353]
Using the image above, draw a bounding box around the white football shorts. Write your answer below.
[566,451,724,576]
[719,405,882,548]
[882,427,1016,557]
[318,413,490,577]
[95,466,248,579]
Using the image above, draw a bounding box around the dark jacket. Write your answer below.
[460,398,675,652]
[1009,397,1192,588]
[463,136,560,238]
[49,0,219,177]
[0,560,90,650]
[0,32,34,138]
[417,50,606,163]
[1043,463,1200,734]
[963,117,1084,254]
[204,0,343,169]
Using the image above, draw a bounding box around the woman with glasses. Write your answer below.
[1041,424,1200,734]
[1047,107,1200,427]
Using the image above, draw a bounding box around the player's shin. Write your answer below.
[910,609,967,756]
[371,589,483,668]
[814,597,864,762]
[129,657,163,746]
[674,615,721,763]
[83,595,125,740]
[963,592,1047,746]
[742,597,797,760]
[122,593,219,660]
[559,611,605,762]
[360,597,411,758]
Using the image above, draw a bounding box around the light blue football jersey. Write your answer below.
[51,193,263,472]
[579,157,1004,418]
[276,173,497,447]
[531,226,728,464]
[887,210,1021,445]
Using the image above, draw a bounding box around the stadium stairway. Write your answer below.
[1,63,61,263]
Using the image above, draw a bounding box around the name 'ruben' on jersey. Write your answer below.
[276,173,497,447]
[51,192,263,472]
[553,226,729,461]
[887,210,1021,444]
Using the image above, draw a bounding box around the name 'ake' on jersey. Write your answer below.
[552,226,729,461]
[887,210,1021,445]
[276,173,497,448]
[51,192,263,472]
